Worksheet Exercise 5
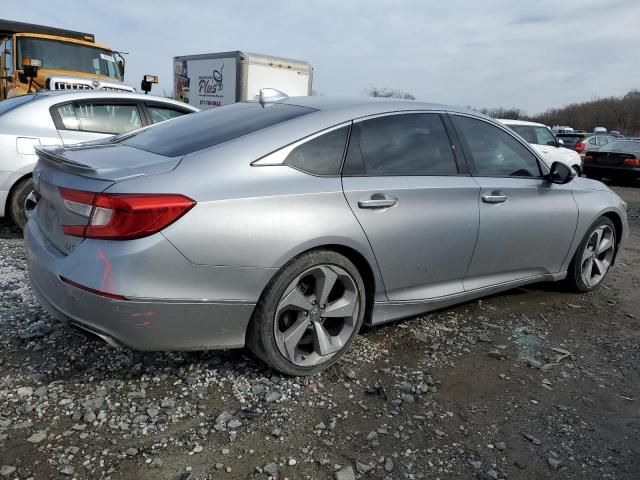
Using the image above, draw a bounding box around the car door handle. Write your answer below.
[482,194,508,204]
[358,197,398,209]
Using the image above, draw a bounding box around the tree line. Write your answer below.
[364,86,640,136]
[478,89,640,136]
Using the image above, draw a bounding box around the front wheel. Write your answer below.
[572,165,582,177]
[566,217,616,292]
[247,250,366,376]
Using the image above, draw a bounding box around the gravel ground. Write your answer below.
[0,183,638,480]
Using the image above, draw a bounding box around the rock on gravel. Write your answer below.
[384,457,394,473]
[26,431,47,443]
[0,466,16,477]
[263,463,278,476]
[548,456,562,470]
[335,465,356,480]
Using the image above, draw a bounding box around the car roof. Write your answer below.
[497,119,545,127]
[278,95,479,117]
[24,90,199,111]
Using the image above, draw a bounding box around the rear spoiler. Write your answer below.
[35,145,97,174]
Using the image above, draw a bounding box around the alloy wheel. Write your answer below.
[580,225,615,287]
[273,264,359,367]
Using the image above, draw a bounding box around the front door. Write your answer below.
[449,114,579,291]
[342,112,480,301]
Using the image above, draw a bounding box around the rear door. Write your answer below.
[449,114,579,291]
[342,112,479,301]
[51,100,145,145]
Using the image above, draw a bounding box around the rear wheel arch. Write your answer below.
[7,174,33,227]
[257,244,377,323]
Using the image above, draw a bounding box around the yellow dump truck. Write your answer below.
[0,19,134,100]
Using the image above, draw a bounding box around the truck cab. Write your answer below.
[0,19,133,100]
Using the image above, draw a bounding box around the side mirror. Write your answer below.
[22,57,42,78]
[117,59,125,77]
[140,74,159,94]
[557,138,564,147]
[548,161,575,184]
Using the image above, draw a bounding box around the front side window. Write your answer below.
[284,126,349,175]
[16,37,121,81]
[452,115,541,177]
[534,127,556,146]
[343,113,458,176]
[56,103,142,134]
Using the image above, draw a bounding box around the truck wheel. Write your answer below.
[247,249,366,376]
[9,177,34,230]
[566,217,616,292]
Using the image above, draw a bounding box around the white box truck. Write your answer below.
[173,51,313,109]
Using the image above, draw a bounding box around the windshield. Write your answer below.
[0,95,36,116]
[16,37,122,81]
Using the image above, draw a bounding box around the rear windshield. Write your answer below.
[122,102,316,157]
[0,95,36,116]
[557,133,586,139]
[601,141,640,155]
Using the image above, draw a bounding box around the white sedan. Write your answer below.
[499,119,582,175]
[0,91,199,228]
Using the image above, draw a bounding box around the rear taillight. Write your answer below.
[583,156,592,163]
[574,142,585,153]
[623,157,640,167]
[59,188,195,240]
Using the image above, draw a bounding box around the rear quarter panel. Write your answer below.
[105,132,387,301]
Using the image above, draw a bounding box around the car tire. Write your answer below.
[566,216,616,292]
[8,177,34,230]
[247,249,367,376]
[572,165,581,177]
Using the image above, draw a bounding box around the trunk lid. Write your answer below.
[32,144,179,254]
[589,151,634,166]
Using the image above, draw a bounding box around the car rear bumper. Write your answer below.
[24,220,257,351]
[584,165,640,177]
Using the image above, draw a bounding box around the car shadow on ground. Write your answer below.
[0,218,21,239]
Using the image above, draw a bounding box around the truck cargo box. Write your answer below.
[173,51,312,109]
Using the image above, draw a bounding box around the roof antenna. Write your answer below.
[259,88,288,105]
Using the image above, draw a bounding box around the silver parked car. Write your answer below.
[24,95,628,376]
[0,91,199,228]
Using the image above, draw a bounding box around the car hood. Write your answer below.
[572,177,614,192]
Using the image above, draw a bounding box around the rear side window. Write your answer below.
[343,113,458,176]
[123,102,316,157]
[147,105,189,124]
[284,126,349,175]
[452,115,541,177]
[54,103,143,134]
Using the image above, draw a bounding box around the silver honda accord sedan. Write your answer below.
[24,94,628,376]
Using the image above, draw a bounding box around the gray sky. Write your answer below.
[5,0,640,114]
